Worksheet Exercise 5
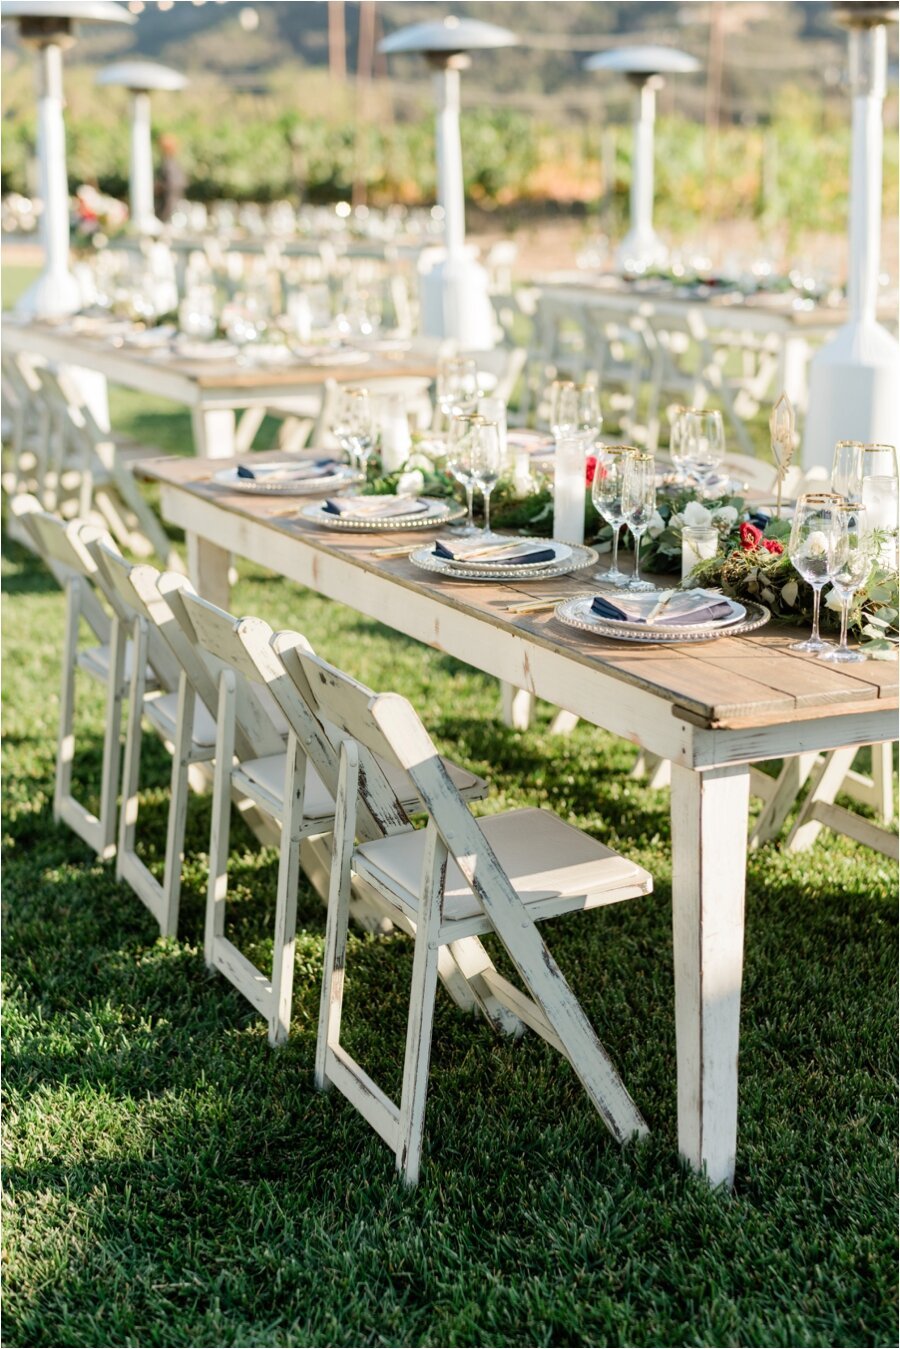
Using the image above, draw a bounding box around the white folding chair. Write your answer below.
[273,637,653,1185]
[9,499,159,860]
[86,547,221,935]
[175,591,487,1046]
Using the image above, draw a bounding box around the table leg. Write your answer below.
[187,533,232,610]
[192,406,237,460]
[671,761,750,1189]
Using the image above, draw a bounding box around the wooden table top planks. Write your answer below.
[2,317,437,392]
[139,453,898,735]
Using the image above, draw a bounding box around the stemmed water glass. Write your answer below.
[820,503,873,664]
[831,439,863,502]
[331,386,366,468]
[548,380,579,441]
[436,356,479,428]
[591,444,634,586]
[470,420,503,537]
[621,452,657,592]
[577,384,602,440]
[668,404,690,484]
[787,492,842,653]
[681,408,725,497]
[333,388,375,476]
[446,412,482,535]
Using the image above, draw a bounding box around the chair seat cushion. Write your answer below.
[240,751,483,821]
[145,692,218,748]
[354,808,651,923]
[77,642,159,691]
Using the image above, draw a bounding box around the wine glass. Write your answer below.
[681,409,725,498]
[548,380,579,442]
[446,413,481,536]
[831,439,863,503]
[621,452,657,592]
[470,420,503,537]
[344,389,375,476]
[591,444,635,586]
[436,356,479,428]
[578,384,602,440]
[820,503,873,664]
[331,385,368,469]
[787,492,842,653]
[667,404,690,484]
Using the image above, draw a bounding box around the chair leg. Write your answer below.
[54,578,82,826]
[160,676,197,938]
[268,733,307,1047]
[315,741,359,1091]
[396,822,445,1186]
[97,614,128,860]
[117,617,148,881]
[785,746,858,852]
[205,673,237,969]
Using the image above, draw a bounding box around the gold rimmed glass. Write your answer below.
[591,444,638,587]
[621,452,657,592]
[820,502,874,664]
[787,492,843,653]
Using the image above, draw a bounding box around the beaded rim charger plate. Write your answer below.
[213,463,362,496]
[410,539,598,582]
[554,594,770,642]
[299,497,465,530]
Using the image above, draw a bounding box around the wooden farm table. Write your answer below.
[142,453,898,1189]
[1,316,436,460]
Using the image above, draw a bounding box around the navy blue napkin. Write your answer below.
[433,540,557,564]
[236,457,335,481]
[591,593,734,626]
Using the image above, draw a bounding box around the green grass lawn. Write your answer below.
[1,274,897,1346]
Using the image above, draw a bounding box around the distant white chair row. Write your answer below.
[13,498,653,1184]
[2,352,178,568]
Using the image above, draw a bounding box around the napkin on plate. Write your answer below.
[433,539,557,565]
[236,458,337,482]
[591,589,735,627]
[322,496,430,518]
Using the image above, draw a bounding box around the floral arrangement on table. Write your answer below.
[359,437,898,658]
[71,185,129,250]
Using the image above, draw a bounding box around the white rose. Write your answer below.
[683,500,713,528]
[711,505,738,528]
[804,530,829,557]
[396,469,425,497]
[647,510,667,539]
[405,452,435,473]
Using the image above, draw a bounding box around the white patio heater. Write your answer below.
[1,0,134,319]
[378,15,517,349]
[96,60,188,235]
[584,45,699,272]
[803,2,900,467]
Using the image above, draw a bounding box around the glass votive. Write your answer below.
[861,473,899,567]
[682,525,719,579]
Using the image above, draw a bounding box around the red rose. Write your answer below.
[739,522,762,550]
[588,455,609,488]
[761,538,784,555]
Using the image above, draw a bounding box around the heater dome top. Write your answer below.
[379,15,517,57]
[584,45,700,77]
[1,0,134,23]
[97,59,188,92]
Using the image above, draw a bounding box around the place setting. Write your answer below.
[211,457,363,496]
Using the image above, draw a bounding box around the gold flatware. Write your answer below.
[502,595,569,615]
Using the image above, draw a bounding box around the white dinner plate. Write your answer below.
[300,496,464,531]
[554,593,768,644]
[212,462,361,496]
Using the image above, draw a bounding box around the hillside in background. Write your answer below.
[2,0,886,124]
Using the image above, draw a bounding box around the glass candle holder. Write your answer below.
[682,524,719,579]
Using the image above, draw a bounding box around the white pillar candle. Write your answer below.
[681,525,719,579]
[380,396,412,472]
[553,431,593,544]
